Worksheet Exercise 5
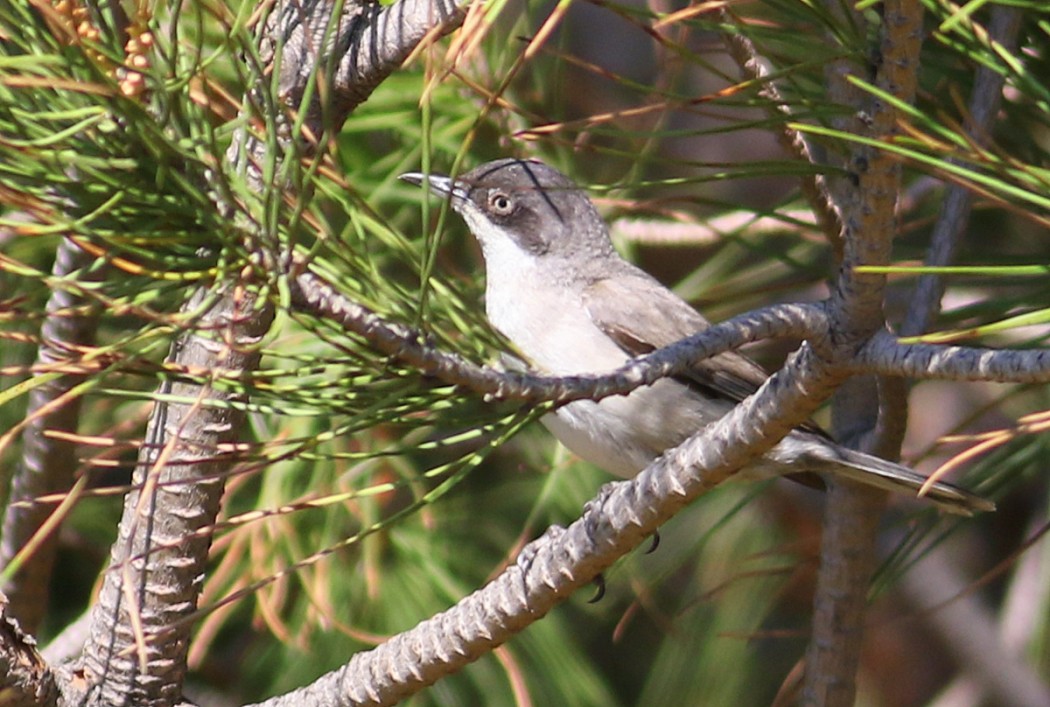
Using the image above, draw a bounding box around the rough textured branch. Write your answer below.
[718,8,844,253]
[805,2,925,705]
[75,284,272,706]
[247,345,846,707]
[288,262,829,403]
[65,0,474,703]
[0,605,58,707]
[855,331,1050,383]
[264,0,467,128]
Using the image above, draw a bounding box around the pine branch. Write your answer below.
[77,283,272,706]
[718,8,845,255]
[0,238,100,635]
[68,0,473,703]
[867,3,1026,484]
[261,0,466,130]
[899,539,1050,707]
[854,331,1050,381]
[3,1,1044,703]
[0,604,57,707]
[288,261,830,403]
[805,1,925,704]
[245,340,849,707]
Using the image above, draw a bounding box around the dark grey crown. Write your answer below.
[454,159,615,258]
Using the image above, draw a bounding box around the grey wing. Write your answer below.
[581,273,996,514]
[581,274,771,404]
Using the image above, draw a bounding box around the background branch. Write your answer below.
[0,238,100,634]
[805,1,925,704]
[900,6,1024,338]
[901,540,1050,707]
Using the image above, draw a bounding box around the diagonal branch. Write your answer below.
[900,539,1050,707]
[288,262,830,403]
[261,0,467,135]
[718,8,844,254]
[246,343,847,707]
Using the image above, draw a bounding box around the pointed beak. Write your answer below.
[398,172,466,205]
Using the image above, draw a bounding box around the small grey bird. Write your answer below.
[400,158,992,515]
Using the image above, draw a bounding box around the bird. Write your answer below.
[399,158,993,516]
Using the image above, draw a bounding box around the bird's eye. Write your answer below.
[487,191,514,216]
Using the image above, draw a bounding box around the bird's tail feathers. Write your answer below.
[806,445,993,517]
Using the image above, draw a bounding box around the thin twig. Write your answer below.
[718,6,844,255]
[288,262,830,403]
[900,6,1024,338]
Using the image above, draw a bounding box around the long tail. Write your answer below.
[804,442,994,517]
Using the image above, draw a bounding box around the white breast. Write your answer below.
[475,233,729,478]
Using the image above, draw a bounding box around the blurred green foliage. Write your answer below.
[1,0,1048,705]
